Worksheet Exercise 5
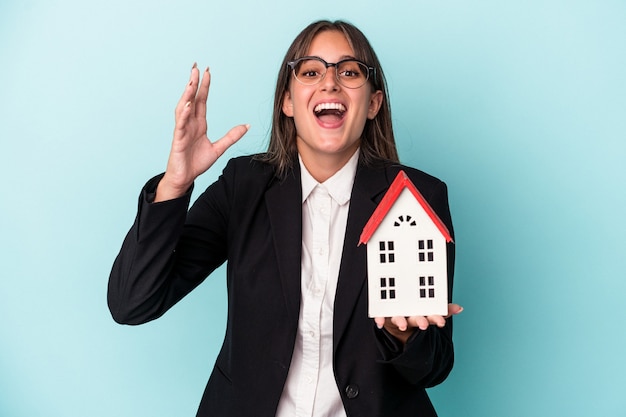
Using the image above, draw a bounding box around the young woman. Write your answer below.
[109,20,461,417]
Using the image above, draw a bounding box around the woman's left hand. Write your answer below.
[374,303,463,344]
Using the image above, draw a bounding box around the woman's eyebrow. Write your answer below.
[304,55,358,61]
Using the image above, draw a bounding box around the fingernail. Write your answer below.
[192,62,198,70]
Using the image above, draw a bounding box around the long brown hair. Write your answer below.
[258,20,398,177]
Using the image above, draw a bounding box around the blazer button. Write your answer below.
[345,384,359,399]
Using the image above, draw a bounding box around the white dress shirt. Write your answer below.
[275,150,359,417]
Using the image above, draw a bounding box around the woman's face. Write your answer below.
[282,30,383,177]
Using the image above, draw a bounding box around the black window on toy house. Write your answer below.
[378,241,395,263]
[418,239,434,262]
[393,215,417,227]
[380,277,396,300]
[419,276,436,298]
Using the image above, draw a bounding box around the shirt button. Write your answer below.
[308,330,315,338]
[345,384,359,399]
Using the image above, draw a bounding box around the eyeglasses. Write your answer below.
[287,56,376,89]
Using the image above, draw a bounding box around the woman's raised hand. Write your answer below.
[155,64,249,202]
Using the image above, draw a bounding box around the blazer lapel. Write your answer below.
[265,165,303,323]
[333,163,390,349]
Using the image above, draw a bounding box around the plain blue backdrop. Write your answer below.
[1,1,625,416]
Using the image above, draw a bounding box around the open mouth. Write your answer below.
[314,102,346,124]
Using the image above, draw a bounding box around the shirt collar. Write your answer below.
[299,149,359,205]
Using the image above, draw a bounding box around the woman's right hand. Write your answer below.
[155,63,249,202]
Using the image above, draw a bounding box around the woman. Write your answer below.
[109,19,461,417]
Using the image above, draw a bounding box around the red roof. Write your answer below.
[358,170,453,246]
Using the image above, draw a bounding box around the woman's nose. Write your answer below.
[320,66,340,90]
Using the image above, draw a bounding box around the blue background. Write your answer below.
[1,1,625,416]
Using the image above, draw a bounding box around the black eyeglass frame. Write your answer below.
[286,56,377,89]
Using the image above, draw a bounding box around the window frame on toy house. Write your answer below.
[378,241,395,263]
[418,239,434,262]
[419,275,436,299]
[380,277,396,300]
[393,214,417,227]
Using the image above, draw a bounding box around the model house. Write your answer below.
[359,171,453,317]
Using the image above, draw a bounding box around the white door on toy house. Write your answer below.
[359,171,453,318]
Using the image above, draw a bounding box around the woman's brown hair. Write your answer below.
[257,20,398,177]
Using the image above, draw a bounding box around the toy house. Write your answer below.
[359,171,453,317]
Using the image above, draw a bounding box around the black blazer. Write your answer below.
[108,155,455,417]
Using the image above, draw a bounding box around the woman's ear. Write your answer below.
[367,90,383,120]
[282,90,294,117]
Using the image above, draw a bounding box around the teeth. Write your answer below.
[314,102,346,113]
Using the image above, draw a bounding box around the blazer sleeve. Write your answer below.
[374,179,456,387]
[107,163,234,325]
